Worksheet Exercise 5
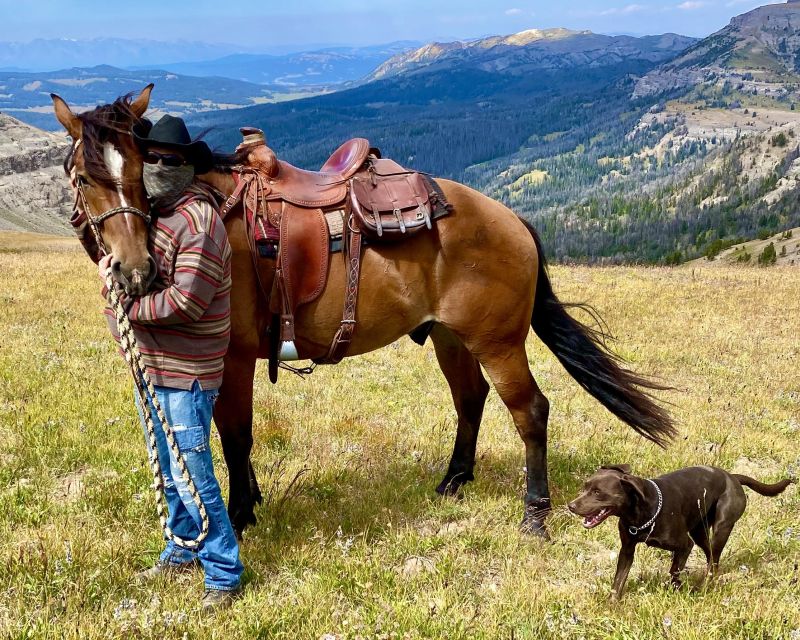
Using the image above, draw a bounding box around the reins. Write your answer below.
[72,138,209,550]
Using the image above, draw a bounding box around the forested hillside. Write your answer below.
[193,9,800,264]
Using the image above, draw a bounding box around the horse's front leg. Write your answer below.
[214,349,259,537]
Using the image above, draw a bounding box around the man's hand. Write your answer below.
[98,254,113,283]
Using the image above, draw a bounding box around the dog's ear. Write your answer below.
[620,474,648,503]
[601,464,632,474]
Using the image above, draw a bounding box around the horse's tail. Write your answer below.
[522,219,676,447]
[731,474,792,497]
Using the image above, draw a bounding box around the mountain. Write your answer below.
[0,38,254,72]
[368,29,696,81]
[634,0,800,97]
[0,65,280,131]
[7,14,800,265]
[148,42,421,86]
[190,19,800,264]
[0,114,71,234]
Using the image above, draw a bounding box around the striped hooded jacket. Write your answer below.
[104,185,232,390]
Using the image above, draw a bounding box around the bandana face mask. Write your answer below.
[142,162,194,204]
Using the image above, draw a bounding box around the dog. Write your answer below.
[568,464,792,599]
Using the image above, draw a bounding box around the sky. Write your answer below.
[0,0,775,47]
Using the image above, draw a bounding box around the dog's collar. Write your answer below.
[627,479,663,536]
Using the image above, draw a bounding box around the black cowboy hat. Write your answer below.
[132,114,214,173]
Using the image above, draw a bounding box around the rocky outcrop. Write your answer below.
[634,1,800,98]
[0,114,72,234]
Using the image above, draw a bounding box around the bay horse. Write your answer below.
[51,86,674,539]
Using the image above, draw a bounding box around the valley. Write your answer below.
[3,3,800,264]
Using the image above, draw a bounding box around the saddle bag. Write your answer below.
[350,157,433,242]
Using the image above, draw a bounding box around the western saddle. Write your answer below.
[219,128,451,382]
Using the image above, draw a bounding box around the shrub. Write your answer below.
[758,242,777,266]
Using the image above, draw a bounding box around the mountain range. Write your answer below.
[149,42,421,86]
[3,3,800,265]
[367,30,696,80]
[0,38,255,72]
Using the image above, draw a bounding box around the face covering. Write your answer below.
[142,162,195,204]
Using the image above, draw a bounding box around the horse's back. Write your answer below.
[292,177,540,358]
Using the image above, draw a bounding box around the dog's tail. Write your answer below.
[732,474,793,497]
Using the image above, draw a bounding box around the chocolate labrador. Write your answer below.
[568,464,792,599]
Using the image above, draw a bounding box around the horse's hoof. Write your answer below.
[435,479,463,498]
[435,472,472,498]
[231,508,257,538]
[520,501,551,540]
[519,516,550,540]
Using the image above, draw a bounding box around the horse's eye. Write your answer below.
[77,175,90,186]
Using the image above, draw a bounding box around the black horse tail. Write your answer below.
[522,219,676,447]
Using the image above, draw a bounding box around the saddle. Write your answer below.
[220,128,451,381]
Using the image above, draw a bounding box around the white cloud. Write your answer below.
[676,1,706,9]
[598,4,646,16]
[505,8,523,15]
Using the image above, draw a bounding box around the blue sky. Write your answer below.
[0,0,772,46]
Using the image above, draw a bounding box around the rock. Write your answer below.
[399,556,436,577]
[0,113,72,234]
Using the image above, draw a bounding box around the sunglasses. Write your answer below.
[143,151,188,167]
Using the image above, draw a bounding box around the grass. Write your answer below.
[0,238,798,639]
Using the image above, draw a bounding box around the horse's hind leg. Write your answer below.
[430,324,490,497]
[214,349,261,537]
[470,341,551,538]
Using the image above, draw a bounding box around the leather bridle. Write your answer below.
[69,138,151,254]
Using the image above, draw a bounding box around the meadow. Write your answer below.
[0,235,797,639]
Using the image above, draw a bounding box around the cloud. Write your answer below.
[676,1,706,9]
[505,8,523,15]
[598,4,646,16]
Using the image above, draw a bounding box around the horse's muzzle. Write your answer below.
[111,256,156,297]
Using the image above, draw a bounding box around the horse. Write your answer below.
[51,85,675,540]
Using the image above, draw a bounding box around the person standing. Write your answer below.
[99,115,243,610]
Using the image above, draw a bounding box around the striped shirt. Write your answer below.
[104,186,232,390]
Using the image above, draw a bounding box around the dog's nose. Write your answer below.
[567,501,577,514]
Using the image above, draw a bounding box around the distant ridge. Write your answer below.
[367,29,697,81]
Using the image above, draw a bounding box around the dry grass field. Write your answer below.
[0,234,798,639]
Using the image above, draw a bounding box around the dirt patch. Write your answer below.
[53,468,87,504]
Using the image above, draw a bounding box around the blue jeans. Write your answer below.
[135,380,243,591]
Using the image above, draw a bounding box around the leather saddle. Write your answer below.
[220,127,450,381]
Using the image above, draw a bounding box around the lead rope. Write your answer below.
[106,281,209,550]
[73,154,209,550]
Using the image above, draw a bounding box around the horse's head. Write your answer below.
[51,84,156,296]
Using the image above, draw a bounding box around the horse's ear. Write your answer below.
[51,93,81,139]
[130,83,154,119]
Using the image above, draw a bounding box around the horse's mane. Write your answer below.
[211,149,246,170]
[63,93,144,187]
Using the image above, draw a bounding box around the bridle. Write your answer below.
[69,135,210,551]
[69,138,151,254]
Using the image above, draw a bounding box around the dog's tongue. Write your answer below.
[583,508,610,529]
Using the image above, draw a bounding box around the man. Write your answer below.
[99,114,243,610]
